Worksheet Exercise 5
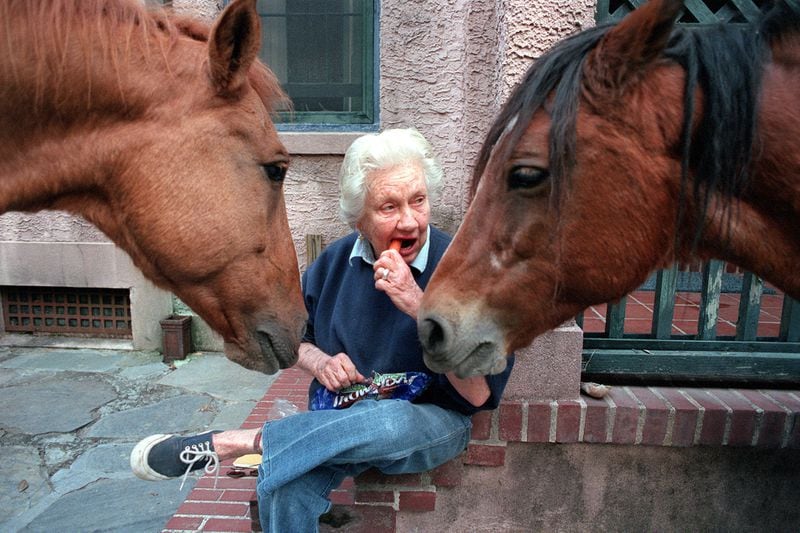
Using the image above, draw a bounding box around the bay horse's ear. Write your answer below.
[584,0,682,96]
[207,0,261,97]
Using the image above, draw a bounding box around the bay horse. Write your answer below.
[0,0,306,374]
[418,0,800,377]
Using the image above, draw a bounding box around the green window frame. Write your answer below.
[256,0,377,129]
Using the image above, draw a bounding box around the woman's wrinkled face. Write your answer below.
[357,162,430,264]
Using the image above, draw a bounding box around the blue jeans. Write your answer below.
[255,399,472,532]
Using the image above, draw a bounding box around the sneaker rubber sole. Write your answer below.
[130,433,174,481]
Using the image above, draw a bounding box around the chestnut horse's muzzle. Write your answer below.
[255,325,300,373]
[224,317,304,375]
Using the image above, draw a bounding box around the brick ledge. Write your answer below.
[485,386,800,449]
[163,370,800,532]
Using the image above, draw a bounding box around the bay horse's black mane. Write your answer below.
[474,1,800,243]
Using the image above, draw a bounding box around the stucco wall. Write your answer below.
[399,443,800,531]
[0,211,105,242]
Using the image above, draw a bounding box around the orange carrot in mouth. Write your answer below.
[390,239,402,252]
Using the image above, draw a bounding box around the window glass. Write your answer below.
[257,0,376,127]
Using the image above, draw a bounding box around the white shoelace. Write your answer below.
[178,442,220,490]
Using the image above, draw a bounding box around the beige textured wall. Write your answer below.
[0,212,104,242]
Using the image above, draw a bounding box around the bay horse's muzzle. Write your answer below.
[418,312,509,378]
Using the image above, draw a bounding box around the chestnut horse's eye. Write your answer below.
[262,163,287,183]
[508,166,549,190]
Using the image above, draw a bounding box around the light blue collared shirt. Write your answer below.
[348,226,431,274]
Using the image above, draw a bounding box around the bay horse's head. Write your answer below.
[0,0,306,373]
[419,0,797,376]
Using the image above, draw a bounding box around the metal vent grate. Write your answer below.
[2,286,132,338]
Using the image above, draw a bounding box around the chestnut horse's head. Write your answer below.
[0,0,306,373]
[419,0,797,377]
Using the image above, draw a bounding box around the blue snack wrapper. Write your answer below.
[311,371,432,410]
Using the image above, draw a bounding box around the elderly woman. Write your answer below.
[131,128,514,532]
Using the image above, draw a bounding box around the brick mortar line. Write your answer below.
[678,389,705,445]
[705,390,733,445]
[183,495,253,504]
[732,389,764,446]
[469,437,509,445]
[650,387,676,446]
[520,401,529,442]
[622,387,646,445]
[489,408,500,441]
[420,471,432,486]
[353,494,400,511]
[186,488,255,495]
[356,497,426,514]
[548,401,558,443]
[605,394,617,444]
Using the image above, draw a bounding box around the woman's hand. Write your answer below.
[297,342,366,391]
[374,248,424,318]
[445,372,491,407]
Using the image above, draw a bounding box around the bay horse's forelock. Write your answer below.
[0,0,306,374]
[419,0,800,377]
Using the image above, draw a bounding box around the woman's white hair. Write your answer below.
[339,128,444,228]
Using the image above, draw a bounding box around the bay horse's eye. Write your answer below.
[508,166,549,190]
[262,164,287,183]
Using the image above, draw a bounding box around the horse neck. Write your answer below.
[0,3,200,216]
[692,54,800,299]
[0,124,119,213]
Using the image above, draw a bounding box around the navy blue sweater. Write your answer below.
[301,227,514,416]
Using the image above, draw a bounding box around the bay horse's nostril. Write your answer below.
[419,315,450,357]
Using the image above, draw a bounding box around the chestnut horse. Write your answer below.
[0,0,306,374]
[419,0,800,377]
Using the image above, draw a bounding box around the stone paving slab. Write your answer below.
[0,447,51,525]
[157,352,278,402]
[0,348,158,373]
[87,394,218,438]
[212,400,259,430]
[0,374,117,434]
[0,345,274,531]
[21,477,191,533]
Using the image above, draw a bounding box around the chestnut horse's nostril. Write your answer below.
[419,315,450,357]
[256,327,298,370]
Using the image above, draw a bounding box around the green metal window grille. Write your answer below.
[257,0,376,128]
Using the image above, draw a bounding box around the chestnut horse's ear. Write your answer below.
[584,0,682,96]
[207,0,261,97]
